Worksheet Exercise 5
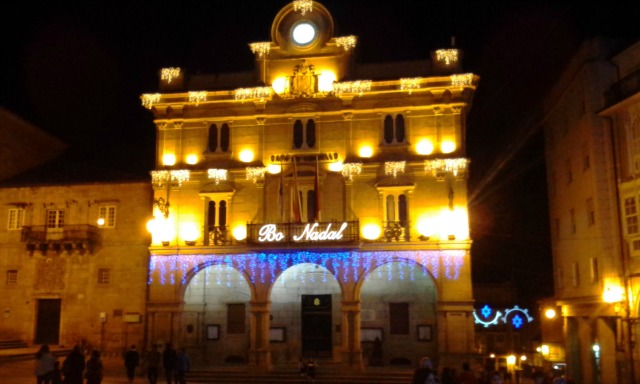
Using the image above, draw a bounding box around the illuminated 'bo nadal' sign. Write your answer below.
[259,222,349,243]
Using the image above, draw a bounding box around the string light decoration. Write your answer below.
[148,250,465,286]
[235,87,272,101]
[341,163,362,181]
[451,73,474,87]
[385,161,406,177]
[161,67,181,83]
[435,49,459,65]
[424,158,469,177]
[207,169,228,184]
[473,304,534,329]
[151,170,191,188]
[400,78,422,94]
[501,305,534,329]
[335,36,357,51]
[473,304,502,328]
[333,81,372,96]
[142,94,161,109]
[249,42,271,58]
[188,91,207,106]
[293,0,313,15]
[246,167,267,183]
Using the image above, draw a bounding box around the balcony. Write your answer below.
[382,221,411,242]
[21,225,101,254]
[604,68,640,108]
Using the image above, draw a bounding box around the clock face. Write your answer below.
[292,22,316,46]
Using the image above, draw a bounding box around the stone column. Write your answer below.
[341,299,363,370]
[596,317,618,384]
[249,300,272,370]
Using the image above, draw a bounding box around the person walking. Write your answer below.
[143,344,162,384]
[456,362,478,384]
[62,345,86,384]
[50,360,63,384]
[162,343,178,384]
[124,345,141,383]
[412,356,437,384]
[34,344,56,384]
[175,348,190,384]
[84,350,104,384]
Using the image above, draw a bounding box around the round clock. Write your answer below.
[292,22,316,46]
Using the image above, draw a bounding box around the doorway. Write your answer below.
[35,299,61,345]
[301,294,332,358]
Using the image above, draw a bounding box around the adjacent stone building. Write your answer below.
[143,1,478,370]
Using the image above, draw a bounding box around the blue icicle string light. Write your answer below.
[148,250,465,286]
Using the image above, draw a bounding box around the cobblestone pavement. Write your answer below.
[0,355,134,384]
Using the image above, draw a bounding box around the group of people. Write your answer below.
[34,342,190,384]
[34,344,103,384]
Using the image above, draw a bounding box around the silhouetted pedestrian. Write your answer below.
[85,350,103,384]
[162,343,178,384]
[50,360,63,384]
[124,345,140,383]
[175,348,190,384]
[34,344,56,384]
[62,345,86,384]
[142,344,162,384]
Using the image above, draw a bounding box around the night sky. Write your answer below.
[2,1,639,304]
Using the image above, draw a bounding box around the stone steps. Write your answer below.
[186,369,413,384]
[0,340,28,350]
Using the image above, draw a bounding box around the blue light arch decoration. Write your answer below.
[148,250,465,286]
[473,304,535,329]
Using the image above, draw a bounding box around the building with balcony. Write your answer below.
[0,162,152,352]
[143,1,478,370]
[543,37,640,384]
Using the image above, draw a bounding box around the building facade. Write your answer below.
[0,175,152,352]
[143,1,478,370]
[543,37,640,384]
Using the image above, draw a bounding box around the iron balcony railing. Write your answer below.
[21,224,101,253]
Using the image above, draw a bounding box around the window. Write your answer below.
[382,114,406,145]
[98,268,110,284]
[570,209,576,234]
[571,262,580,288]
[632,239,640,252]
[227,303,246,334]
[292,119,316,149]
[389,303,409,335]
[46,210,64,228]
[586,198,595,226]
[208,123,230,153]
[6,270,17,285]
[7,208,24,230]
[98,206,116,228]
[590,257,599,283]
[625,197,638,235]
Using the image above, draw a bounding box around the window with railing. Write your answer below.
[207,200,229,245]
[46,210,64,229]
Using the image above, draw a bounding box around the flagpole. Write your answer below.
[292,156,302,223]
[279,160,284,222]
[315,154,321,222]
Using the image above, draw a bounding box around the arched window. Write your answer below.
[207,201,216,230]
[386,195,396,223]
[208,124,218,152]
[382,114,406,144]
[220,123,230,152]
[398,194,407,226]
[307,189,317,222]
[293,119,317,149]
[293,120,304,149]
[219,201,227,227]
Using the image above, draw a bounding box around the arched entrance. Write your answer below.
[183,263,252,365]
[360,260,437,367]
[270,263,342,363]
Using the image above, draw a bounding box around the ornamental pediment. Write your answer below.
[199,184,235,194]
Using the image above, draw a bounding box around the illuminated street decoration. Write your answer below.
[424,158,469,177]
[161,67,181,83]
[235,87,272,101]
[400,77,422,94]
[249,42,271,58]
[435,49,459,65]
[148,249,466,285]
[207,169,228,184]
[341,163,362,181]
[259,222,348,242]
[333,80,371,96]
[151,170,190,188]
[293,0,313,15]
[451,73,474,87]
[246,167,267,184]
[473,305,502,328]
[335,36,357,51]
[474,304,535,329]
[385,161,405,177]
[188,91,207,106]
[142,93,161,109]
[501,305,534,329]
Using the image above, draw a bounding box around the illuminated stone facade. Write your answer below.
[144,1,478,370]
[0,178,151,351]
[544,38,640,384]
